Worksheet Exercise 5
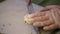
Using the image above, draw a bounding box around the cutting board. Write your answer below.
[0,0,43,34]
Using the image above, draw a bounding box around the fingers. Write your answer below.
[33,22,43,27]
[31,16,49,22]
[27,12,47,24]
[43,24,58,31]
[28,11,47,21]
[28,15,49,24]
[33,20,54,27]
[29,12,46,18]
[32,14,54,27]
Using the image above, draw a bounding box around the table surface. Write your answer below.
[0,0,43,34]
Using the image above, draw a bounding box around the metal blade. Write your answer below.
[27,1,38,34]
[27,3,34,14]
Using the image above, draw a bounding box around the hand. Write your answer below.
[28,5,60,31]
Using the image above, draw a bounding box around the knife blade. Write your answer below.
[26,0,39,34]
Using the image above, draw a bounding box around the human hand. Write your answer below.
[25,5,60,31]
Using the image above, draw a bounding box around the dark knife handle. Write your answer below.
[25,0,32,6]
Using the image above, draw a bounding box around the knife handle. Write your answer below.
[25,0,32,6]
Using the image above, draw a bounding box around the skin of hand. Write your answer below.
[28,5,60,31]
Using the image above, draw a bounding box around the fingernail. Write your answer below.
[27,14,31,17]
[28,14,35,18]
[43,27,48,31]
[33,23,36,26]
[43,27,46,30]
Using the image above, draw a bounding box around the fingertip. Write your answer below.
[43,26,50,31]
[33,22,43,27]
[28,14,36,18]
[33,22,40,27]
[43,24,57,31]
[33,23,36,26]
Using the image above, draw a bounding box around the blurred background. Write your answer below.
[32,0,60,6]
[0,0,60,6]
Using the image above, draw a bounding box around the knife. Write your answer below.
[25,0,39,34]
